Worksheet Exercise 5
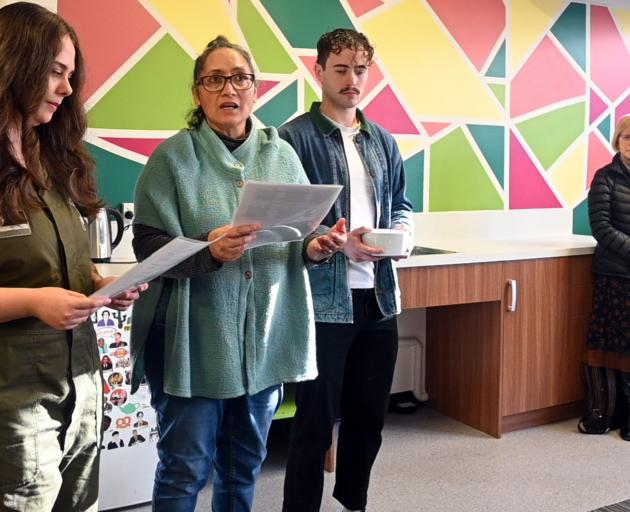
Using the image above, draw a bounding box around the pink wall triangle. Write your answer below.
[591,6,630,102]
[509,132,561,209]
[102,137,166,157]
[363,63,384,100]
[511,37,585,118]
[299,56,318,82]
[59,0,160,100]
[587,131,614,187]
[346,0,383,17]
[590,89,608,124]
[422,122,451,137]
[426,0,505,71]
[257,80,281,99]
[615,94,630,126]
[363,86,419,135]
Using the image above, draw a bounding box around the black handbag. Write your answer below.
[577,364,621,434]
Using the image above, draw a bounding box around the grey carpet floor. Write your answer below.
[114,406,630,512]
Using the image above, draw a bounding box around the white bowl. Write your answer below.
[361,229,411,257]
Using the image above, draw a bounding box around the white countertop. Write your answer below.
[99,235,596,272]
[95,262,137,278]
[395,235,596,268]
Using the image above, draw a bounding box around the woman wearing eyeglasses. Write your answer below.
[581,116,630,440]
[131,36,346,511]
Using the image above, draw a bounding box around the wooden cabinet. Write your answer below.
[398,255,592,437]
[501,256,591,431]
[400,261,504,308]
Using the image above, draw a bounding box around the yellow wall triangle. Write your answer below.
[147,0,240,54]
[548,137,587,207]
[509,0,565,75]
[394,136,425,160]
[362,0,503,121]
[613,8,630,45]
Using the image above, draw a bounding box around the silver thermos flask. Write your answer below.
[88,207,124,263]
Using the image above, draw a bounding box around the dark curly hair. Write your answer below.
[187,35,257,130]
[316,28,374,68]
[0,2,101,225]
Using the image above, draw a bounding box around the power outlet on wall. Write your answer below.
[111,203,136,263]
[120,203,134,228]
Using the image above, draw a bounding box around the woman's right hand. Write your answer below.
[208,223,261,263]
[29,287,110,330]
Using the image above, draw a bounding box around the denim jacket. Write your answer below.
[279,102,414,323]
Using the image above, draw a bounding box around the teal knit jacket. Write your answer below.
[130,122,317,398]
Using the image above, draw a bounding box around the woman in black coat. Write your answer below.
[583,116,630,440]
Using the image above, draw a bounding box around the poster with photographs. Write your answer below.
[92,307,158,450]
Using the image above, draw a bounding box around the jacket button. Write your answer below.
[244,270,252,279]
[236,179,244,188]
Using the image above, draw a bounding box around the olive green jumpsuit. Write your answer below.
[0,189,102,511]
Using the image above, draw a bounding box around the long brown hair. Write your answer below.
[0,2,101,225]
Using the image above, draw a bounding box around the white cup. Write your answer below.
[361,228,411,256]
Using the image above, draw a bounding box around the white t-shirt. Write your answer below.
[325,114,376,289]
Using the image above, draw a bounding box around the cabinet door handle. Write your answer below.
[506,279,517,312]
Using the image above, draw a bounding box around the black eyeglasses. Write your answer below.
[196,73,256,93]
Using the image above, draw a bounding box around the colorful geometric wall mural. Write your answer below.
[50,0,630,235]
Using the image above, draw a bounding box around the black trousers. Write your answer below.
[283,289,398,511]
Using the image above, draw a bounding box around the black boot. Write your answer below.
[619,372,630,441]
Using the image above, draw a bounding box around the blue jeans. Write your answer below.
[148,380,281,512]
[145,298,282,512]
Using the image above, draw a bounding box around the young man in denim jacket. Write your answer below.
[280,28,414,512]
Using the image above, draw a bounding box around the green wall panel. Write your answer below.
[88,35,193,130]
[254,81,297,127]
[516,102,586,170]
[468,124,505,187]
[238,0,297,73]
[551,2,587,71]
[429,128,504,211]
[304,80,320,111]
[486,41,506,78]
[489,83,506,109]
[260,0,354,49]
[88,143,143,207]
[597,115,611,142]
[404,150,424,213]
[572,196,591,235]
